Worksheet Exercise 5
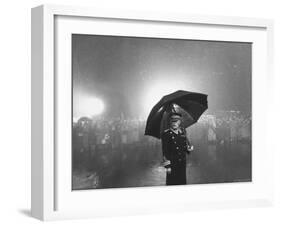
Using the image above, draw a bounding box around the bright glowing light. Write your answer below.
[143,79,188,116]
[75,96,105,118]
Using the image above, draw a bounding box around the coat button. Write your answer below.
[176,147,179,149]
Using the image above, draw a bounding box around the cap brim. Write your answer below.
[170,118,181,122]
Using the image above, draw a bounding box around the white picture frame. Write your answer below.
[31,4,274,221]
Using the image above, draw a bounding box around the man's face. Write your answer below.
[170,119,181,129]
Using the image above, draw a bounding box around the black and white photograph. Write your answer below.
[71,34,252,190]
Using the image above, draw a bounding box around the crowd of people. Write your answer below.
[72,111,251,188]
[190,111,251,145]
[73,111,251,154]
[72,116,161,175]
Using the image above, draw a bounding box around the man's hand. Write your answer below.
[166,168,172,174]
[187,145,194,152]
[162,159,171,168]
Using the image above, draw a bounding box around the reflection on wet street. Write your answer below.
[72,141,251,190]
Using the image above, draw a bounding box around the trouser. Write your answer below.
[166,161,187,185]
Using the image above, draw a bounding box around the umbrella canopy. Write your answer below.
[144,90,208,139]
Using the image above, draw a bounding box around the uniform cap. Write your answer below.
[169,112,182,122]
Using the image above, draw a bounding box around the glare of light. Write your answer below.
[73,117,79,123]
[76,96,105,118]
[143,78,187,116]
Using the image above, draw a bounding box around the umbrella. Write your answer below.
[144,90,208,139]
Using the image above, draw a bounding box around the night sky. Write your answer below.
[72,34,251,119]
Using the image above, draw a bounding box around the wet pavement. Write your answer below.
[72,142,251,190]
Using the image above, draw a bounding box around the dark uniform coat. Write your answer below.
[161,127,191,185]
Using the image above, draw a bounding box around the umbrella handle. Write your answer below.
[168,103,177,113]
[172,104,177,113]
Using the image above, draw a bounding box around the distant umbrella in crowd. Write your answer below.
[144,90,208,139]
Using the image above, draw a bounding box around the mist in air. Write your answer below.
[72,35,251,119]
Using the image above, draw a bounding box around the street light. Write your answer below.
[76,96,105,118]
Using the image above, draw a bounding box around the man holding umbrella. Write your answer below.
[144,90,207,185]
[161,112,194,185]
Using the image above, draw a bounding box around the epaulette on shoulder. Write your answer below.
[163,128,173,136]
[164,128,171,133]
